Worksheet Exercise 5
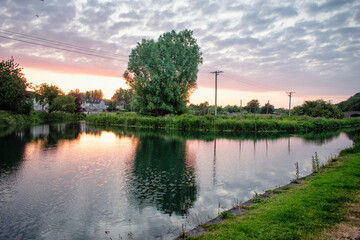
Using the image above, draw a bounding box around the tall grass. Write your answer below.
[86,113,360,133]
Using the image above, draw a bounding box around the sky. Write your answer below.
[1,0,359,108]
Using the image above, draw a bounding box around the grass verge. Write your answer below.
[187,147,360,239]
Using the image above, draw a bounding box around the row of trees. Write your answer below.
[69,89,104,100]
[188,100,275,116]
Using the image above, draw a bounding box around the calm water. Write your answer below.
[0,122,357,239]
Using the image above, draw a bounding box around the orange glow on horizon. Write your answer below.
[23,68,128,99]
[22,68,349,108]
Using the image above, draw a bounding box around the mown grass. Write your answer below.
[86,112,360,133]
[187,145,360,240]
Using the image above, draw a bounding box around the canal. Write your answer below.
[0,122,357,239]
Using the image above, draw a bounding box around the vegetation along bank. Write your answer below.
[86,113,360,133]
[0,110,83,129]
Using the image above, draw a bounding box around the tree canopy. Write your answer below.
[124,29,202,116]
[292,100,343,118]
[50,95,76,113]
[34,83,64,109]
[245,99,260,114]
[260,102,275,114]
[0,57,33,114]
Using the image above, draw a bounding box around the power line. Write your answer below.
[0,29,129,58]
[0,35,128,62]
[221,73,285,91]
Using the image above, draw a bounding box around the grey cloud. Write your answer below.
[241,11,277,32]
[225,3,246,12]
[109,21,138,32]
[118,11,141,20]
[307,0,355,13]
[271,6,298,18]
[216,36,261,49]
[354,8,360,23]
[79,3,116,25]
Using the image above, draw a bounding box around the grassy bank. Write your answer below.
[186,141,360,239]
[86,113,360,133]
[0,110,84,129]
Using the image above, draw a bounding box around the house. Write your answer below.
[33,99,49,111]
[81,99,106,113]
[116,100,125,110]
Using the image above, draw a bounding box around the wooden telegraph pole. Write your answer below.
[286,91,295,116]
[211,71,223,116]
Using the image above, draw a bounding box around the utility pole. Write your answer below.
[286,91,295,116]
[240,100,242,115]
[211,70,223,116]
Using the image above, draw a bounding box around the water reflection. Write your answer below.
[0,130,29,174]
[0,123,359,239]
[128,134,197,216]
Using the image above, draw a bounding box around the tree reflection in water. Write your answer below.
[128,134,198,216]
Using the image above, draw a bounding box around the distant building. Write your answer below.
[81,99,106,113]
[116,100,125,110]
[33,99,49,111]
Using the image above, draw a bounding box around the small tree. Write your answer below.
[292,100,343,118]
[0,57,33,114]
[111,88,134,110]
[189,101,210,115]
[260,102,275,114]
[68,92,83,113]
[34,83,64,112]
[224,105,241,113]
[246,99,260,114]
[50,95,76,113]
[107,101,117,112]
[124,29,202,116]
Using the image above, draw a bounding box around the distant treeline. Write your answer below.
[86,113,360,133]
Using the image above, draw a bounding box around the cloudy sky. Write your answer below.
[1,0,359,108]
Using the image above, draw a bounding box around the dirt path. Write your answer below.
[323,191,360,240]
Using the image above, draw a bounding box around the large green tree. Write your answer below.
[292,100,343,118]
[124,29,203,116]
[0,57,33,114]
